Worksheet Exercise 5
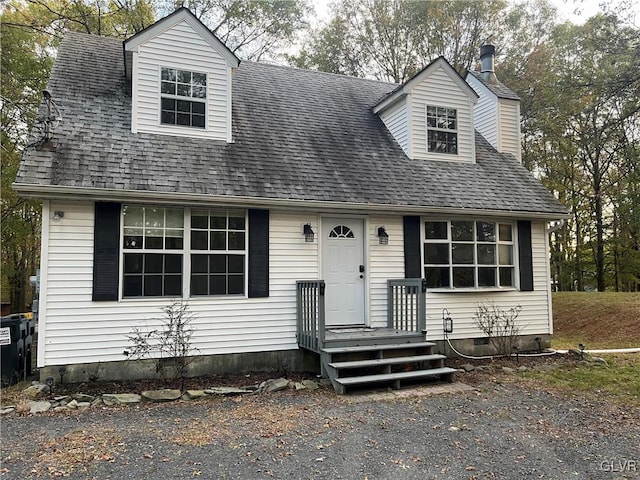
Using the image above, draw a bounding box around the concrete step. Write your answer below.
[328,354,446,371]
[322,341,436,355]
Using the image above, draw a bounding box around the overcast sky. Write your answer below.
[309,0,638,26]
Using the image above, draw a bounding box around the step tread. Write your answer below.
[334,367,457,386]
[328,354,446,370]
[322,341,436,354]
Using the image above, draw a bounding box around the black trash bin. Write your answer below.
[1,315,25,387]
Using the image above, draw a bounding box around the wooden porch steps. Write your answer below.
[334,367,456,389]
[321,341,457,395]
[328,353,447,370]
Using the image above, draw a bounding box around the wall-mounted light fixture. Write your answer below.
[377,226,389,245]
[303,223,315,243]
[52,211,64,222]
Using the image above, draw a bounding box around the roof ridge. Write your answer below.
[241,59,399,88]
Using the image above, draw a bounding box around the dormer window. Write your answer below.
[427,106,457,154]
[160,67,207,128]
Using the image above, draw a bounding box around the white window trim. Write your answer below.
[157,65,208,130]
[189,208,247,297]
[118,205,248,301]
[422,218,519,291]
[426,104,458,155]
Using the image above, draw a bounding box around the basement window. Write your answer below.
[160,67,206,129]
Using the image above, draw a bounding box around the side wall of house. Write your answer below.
[410,65,476,162]
[39,201,317,367]
[466,75,499,149]
[133,20,230,141]
[498,99,521,162]
[379,102,409,155]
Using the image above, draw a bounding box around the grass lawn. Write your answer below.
[552,291,640,349]
[523,353,640,406]
[537,292,640,406]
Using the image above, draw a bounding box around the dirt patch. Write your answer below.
[552,292,640,348]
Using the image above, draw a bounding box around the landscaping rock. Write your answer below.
[591,357,608,366]
[517,366,528,372]
[72,393,96,403]
[502,367,515,374]
[1,407,16,415]
[91,398,104,407]
[53,406,69,412]
[302,380,320,390]
[102,393,141,406]
[259,378,290,393]
[204,387,250,396]
[461,363,475,372]
[141,389,182,403]
[23,384,49,400]
[66,399,79,409]
[29,401,51,414]
[293,382,306,390]
[182,390,207,400]
[77,402,91,410]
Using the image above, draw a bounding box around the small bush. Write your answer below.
[473,302,524,356]
[124,301,198,390]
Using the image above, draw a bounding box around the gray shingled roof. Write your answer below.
[467,70,521,101]
[17,32,565,216]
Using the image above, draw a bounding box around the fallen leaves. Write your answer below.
[30,428,124,478]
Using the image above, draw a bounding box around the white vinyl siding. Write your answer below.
[368,216,405,328]
[133,20,230,141]
[466,74,522,163]
[379,101,409,155]
[410,65,475,162]
[466,74,499,148]
[39,202,550,367]
[498,99,521,162]
[39,202,317,366]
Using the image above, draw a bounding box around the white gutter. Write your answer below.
[13,183,570,220]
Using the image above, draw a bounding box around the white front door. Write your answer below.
[322,218,366,327]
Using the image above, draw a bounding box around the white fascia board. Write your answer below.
[124,8,240,68]
[13,183,570,221]
[372,90,406,115]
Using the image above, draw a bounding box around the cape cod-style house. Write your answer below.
[16,8,567,393]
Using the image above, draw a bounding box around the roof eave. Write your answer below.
[13,183,570,220]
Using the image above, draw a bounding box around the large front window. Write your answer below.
[160,67,206,128]
[121,206,246,298]
[190,210,246,296]
[427,105,457,154]
[423,220,515,289]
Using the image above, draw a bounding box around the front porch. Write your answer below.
[296,279,457,394]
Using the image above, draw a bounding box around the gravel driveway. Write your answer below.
[2,382,639,479]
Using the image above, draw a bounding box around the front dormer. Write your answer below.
[124,8,240,142]
[373,57,479,163]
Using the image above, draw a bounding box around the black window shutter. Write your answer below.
[518,220,534,291]
[248,209,269,298]
[403,216,422,279]
[92,202,121,301]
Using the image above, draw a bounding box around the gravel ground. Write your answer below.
[2,381,639,480]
